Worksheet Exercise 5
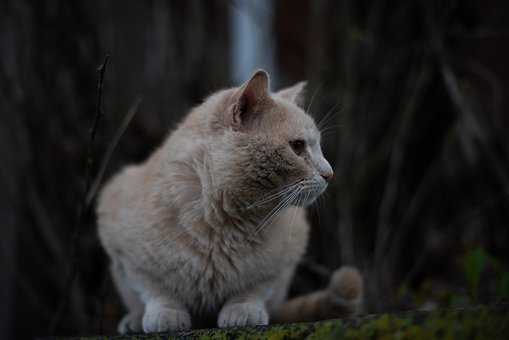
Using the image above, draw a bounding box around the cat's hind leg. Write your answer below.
[271,266,363,323]
[114,265,191,333]
[111,260,144,334]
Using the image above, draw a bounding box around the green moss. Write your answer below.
[340,306,508,340]
[48,305,509,340]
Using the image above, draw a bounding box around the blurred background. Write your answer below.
[1,0,509,338]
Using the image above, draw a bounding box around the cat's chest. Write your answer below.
[201,213,307,279]
[201,236,284,286]
[164,210,309,310]
[176,235,287,304]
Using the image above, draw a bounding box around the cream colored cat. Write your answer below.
[97,70,363,334]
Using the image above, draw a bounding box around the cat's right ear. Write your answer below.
[276,81,307,108]
[229,70,270,131]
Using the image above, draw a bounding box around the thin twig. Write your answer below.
[86,96,142,206]
[86,55,110,193]
[50,54,110,333]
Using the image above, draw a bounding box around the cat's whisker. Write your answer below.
[306,85,321,118]
[285,189,301,249]
[320,123,344,134]
[247,179,306,209]
[247,185,297,209]
[303,189,312,207]
[317,102,341,131]
[258,188,301,232]
[277,179,311,192]
[306,191,311,203]
[254,186,302,235]
[287,190,304,244]
[319,120,342,139]
[254,191,295,234]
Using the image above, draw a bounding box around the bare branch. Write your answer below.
[86,96,142,206]
[50,54,110,333]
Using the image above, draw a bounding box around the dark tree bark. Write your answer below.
[274,0,509,312]
[0,1,230,338]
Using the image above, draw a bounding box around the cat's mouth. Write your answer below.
[292,178,328,207]
[246,178,327,211]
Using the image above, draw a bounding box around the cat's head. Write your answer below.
[213,70,333,209]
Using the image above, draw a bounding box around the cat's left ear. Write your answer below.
[276,81,307,107]
[230,69,270,131]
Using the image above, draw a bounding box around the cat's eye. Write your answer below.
[289,139,306,155]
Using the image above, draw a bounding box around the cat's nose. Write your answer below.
[315,154,334,182]
[321,170,334,182]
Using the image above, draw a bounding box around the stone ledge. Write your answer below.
[47,304,509,340]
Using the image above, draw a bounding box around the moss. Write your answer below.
[47,304,509,340]
[342,305,508,340]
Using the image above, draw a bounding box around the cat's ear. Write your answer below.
[230,69,270,131]
[276,81,307,107]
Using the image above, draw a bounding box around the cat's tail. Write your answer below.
[271,266,363,324]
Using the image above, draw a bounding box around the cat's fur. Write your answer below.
[97,70,363,334]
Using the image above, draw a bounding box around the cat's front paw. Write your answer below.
[118,312,143,334]
[142,302,191,333]
[218,301,269,328]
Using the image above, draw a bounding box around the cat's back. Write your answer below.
[96,92,224,249]
[96,92,219,219]
[98,165,143,214]
[96,162,149,249]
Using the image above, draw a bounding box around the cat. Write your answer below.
[97,70,363,334]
